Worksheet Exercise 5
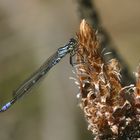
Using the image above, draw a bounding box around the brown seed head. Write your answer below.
[73,19,140,139]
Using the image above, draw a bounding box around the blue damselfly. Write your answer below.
[0,38,77,112]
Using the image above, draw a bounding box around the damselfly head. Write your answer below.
[68,38,77,52]
[58,38,77,58]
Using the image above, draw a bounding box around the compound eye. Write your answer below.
[70,42,74,46]
[69,38,76,44]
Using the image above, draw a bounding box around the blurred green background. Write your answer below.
[0,0,140,140]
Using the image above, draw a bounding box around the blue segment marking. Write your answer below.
[1,102,11,112]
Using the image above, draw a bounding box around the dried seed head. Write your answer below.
[73,19,140,139]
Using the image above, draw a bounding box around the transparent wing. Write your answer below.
[12,51,59,100]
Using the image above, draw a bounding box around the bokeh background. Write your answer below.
[0,0,140,140]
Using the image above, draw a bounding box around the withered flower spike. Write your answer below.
[74,19,140,139]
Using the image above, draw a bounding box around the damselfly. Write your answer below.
[0,38,77,112]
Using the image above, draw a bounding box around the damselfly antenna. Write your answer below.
[0,38,77,112]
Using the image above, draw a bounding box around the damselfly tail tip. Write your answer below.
[0,107,5,113]
[0,109,5,113]
[0,102,11,113]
